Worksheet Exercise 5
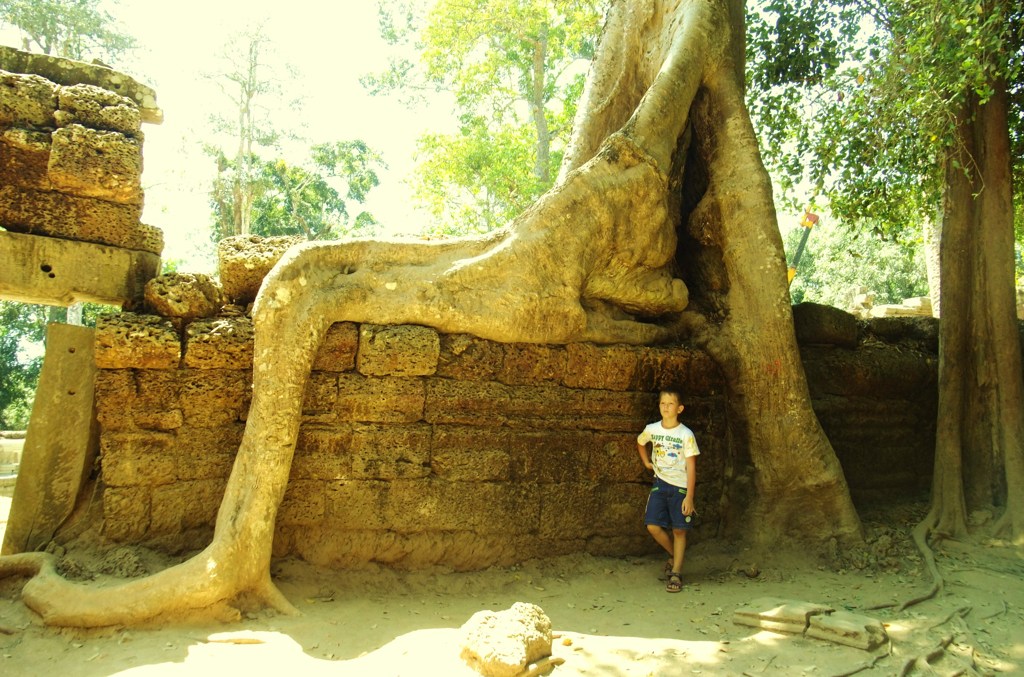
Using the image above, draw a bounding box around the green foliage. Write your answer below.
[0,0,136,63]
[785,219,929,308]
[0,301,45,429]
[364,0,603,235]
[746,0,1023,250]
[210,142,385,242]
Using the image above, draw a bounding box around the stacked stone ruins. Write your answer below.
[1,48,940,571]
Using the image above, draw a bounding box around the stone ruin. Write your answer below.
[0,47,940,570]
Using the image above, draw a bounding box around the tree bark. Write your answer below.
[929,81,1024,543]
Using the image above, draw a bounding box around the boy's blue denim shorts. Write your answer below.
[644,476,694,530]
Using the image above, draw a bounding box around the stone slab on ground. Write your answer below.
[733,597,834,635]
[459,602,553,677]
[733,597,888,652]
[807,609,888,651]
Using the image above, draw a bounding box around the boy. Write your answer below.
[637,387,699,593]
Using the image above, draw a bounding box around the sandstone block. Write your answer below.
[313,322,358,371]
[806,609,888,651]
[460,603,553,677]
[100,431,177,486]
[48,124,143,204]
[0,184,162,254]
[436,333,502,381]
[292,426,353,481]
[563,343,639,390]
[94,312,180,369]
[150,479,224,534]
[134,409,184,431]
[0,127,52,190]
[349,423,432,480]
[184,316,253,369]
[303,372,338,422]
[508,430,591,483]
[55,83,141,135]
[179,369,250,428]
[0,46,162,124]
[578,390,652,432]
[325,480,390,529]
[102,486,150,542]
[357,324,440,377]
[586,433,647,482]
[424,379,514,426]
[733,597,834,635]
[0,230,159,308]
[537,483,600,538]
[278,480,325,525]
[0,70,57,127]
[793,301,859,348]
[385,480,540,534]
[498,344,566,385]
[431,426,510,481]
[217,234,303,304]
[145,273,224,321]
[94,370,137,431]
[336,373,425,423]
[636,347,723,395]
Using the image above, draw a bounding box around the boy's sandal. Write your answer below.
[662,560,673,579]
[666,573,683,593]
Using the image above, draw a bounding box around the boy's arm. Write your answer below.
[682,454,697,515]
[637,443,653,470]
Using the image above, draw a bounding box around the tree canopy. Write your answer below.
[0,0,136,64]
[363,0,603,235]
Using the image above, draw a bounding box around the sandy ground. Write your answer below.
[0,496,1022,677]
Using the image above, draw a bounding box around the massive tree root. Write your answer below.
[0,0,860,626]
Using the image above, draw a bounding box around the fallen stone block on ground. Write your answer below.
[734,597,887,651]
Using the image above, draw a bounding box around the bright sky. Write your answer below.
[6,1,453,273]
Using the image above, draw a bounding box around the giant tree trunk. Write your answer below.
[0,0,860,626]
[927,81,1024,543]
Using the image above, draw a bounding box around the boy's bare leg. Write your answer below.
[671,528,687,574]
[647,524,674,557]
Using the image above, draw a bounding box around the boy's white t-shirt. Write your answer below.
[637,421,700,488]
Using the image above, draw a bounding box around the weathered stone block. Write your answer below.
[94,369,137,431]
[793,302,859,348]
[578,390,653,432]
[590,483,649,537]
[537,483,600,538]
[101,431,176,486]
[436,333,502,381]
[94,312,180,369]
[350,423,431,479]
[635,346,723,395]
[133,369,182,408]
[0,128,52,190]
[587,433,647,482]
[145,273,224,321]
[498,344,566,385]
[806,609,888,651]
[0,184,161,254]
[217,234,303,304]
[460,603,552,677]
[134,408,183,431]
[508,431,591,483]
[184,316,253,369]
[424,379,513,426]
[278,480,325,525]
[385,480,540,534]
[431,426,510,481]
[336,373,425,423]
[150,479,224,534]
[291,425,353,481]
[179,369,249,428]
[55,83,141,135]
[325,480,390,529]
[313,322,358,371]
[0,70,57,127]
[563,343,639,390]
[48,124,142,204]
[303,372,338,423]
[0,45,162,124]
[357,324,439,377]
[103,486,150,542]
[733,598,834,635]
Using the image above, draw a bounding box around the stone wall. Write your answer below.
[89,308,941,571]
[93,314,729,570]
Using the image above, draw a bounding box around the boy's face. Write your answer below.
[659,393,684,420]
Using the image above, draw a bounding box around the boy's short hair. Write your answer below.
[659,386,684,402]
